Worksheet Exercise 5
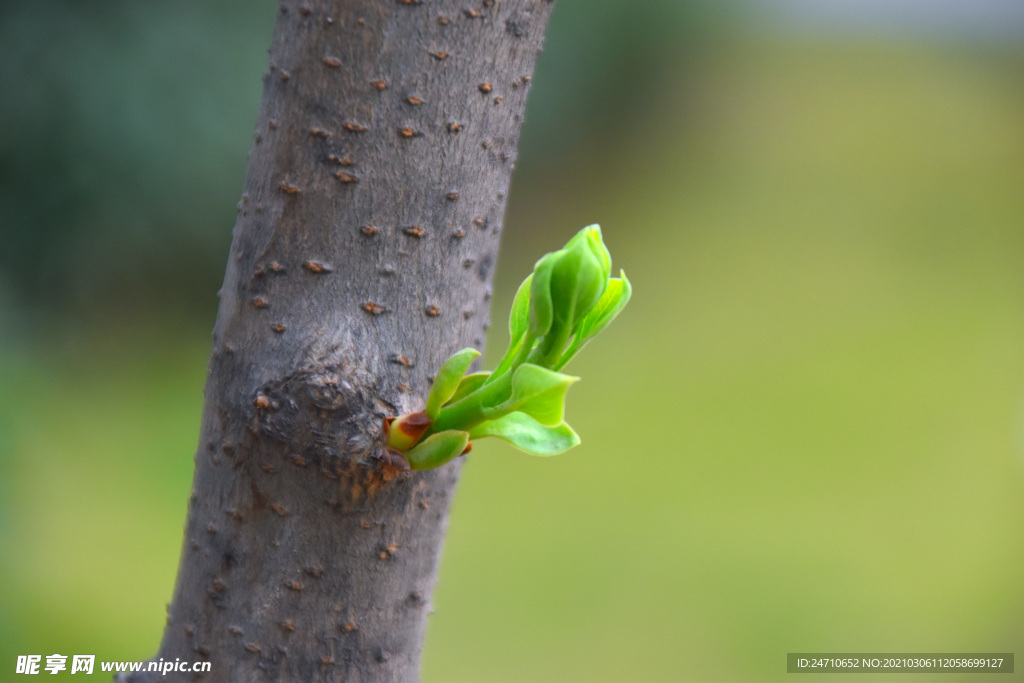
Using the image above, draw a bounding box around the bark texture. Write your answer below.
[124,1,552,680]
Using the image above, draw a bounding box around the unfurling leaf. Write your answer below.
[425,348,480,419]
[509,274,533,344]
[468,412,579,455]
[487,363,577,427]
[490,275,533,380]
[528,252,557,339]
[555,270,631,370]
[405,430,470,470]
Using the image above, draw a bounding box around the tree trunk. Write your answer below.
[123,1,553,680]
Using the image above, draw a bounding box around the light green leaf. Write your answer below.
[529,252,557,339]
[425,348,480,419]
[490,275,534,381]
[446,372,490,405]
[555,270,631,370]
[509,274,532,342]
[486,363,578,427]
[405,430,470,470]
[468,412,580,455]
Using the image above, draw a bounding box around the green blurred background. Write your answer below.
[2,1,1023,680]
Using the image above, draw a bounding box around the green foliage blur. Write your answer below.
[2,1,1023,680]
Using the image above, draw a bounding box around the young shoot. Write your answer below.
[385,224,631,470]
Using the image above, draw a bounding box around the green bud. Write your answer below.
[532,225,611,363]
[386,411,432,452]
[382,223,630,469]
[550,226,608,332]
[564,224,611,284]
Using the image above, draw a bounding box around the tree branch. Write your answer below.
[123,0,553,679]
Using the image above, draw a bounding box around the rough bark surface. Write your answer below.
[123,1,553,680]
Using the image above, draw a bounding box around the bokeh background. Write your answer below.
[2,0,1023,680]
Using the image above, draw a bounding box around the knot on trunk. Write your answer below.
[250,366,403,484]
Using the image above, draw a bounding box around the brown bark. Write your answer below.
[122,1,553,680]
